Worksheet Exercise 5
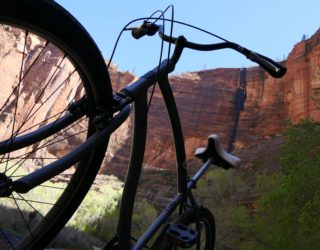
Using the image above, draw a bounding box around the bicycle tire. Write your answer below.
[0,0,113,249]
[156,207,215,250]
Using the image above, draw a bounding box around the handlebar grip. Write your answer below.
[131,28,147,39]
[234,44,286,78]
[248,51,286,78]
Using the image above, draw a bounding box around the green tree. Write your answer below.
[247,121,320,250]
[195,168,251,249]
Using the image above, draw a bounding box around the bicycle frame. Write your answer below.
[116,42,214,249]
[0,3,288,249]
[1,18,286,249]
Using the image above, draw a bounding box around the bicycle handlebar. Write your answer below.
[130,21,286,78]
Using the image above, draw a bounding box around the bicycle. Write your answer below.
[0,1,286,249]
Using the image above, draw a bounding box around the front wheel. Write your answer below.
[0,0,113,249]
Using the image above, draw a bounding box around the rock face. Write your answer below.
[0,25,87,172]
[1,24,320,181]
[284,28,320,122]
[105,66,286,177]
[103,28,320,178]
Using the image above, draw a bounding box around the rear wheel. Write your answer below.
[154,207,215,250]
[174,207,216,250]
[0,0,113,249]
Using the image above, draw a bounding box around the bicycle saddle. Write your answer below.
[194,134,241,169]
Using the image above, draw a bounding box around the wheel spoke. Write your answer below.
[38,184,65,190]
[11,194,34,238]
[13,54,67,136]
[5,126,87,176]
[0,37,49,168]
[0,36,48,115]
[4,31,29,173]
[8,195,58,207]
[10,67,77,142]
[1,116,86,176]
[0,228,15,249]
[16,193,53,217]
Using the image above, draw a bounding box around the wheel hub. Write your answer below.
[0,173,13,197]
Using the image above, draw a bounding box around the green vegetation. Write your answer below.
[247,120,320,250]
[195,120,320,250]
[1,121,319,249]
[83,199,158,242]
[69,179,123,232]
[0,174,123,249]
[195,168,251,250]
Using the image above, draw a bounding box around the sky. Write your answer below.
[56,0,320,76]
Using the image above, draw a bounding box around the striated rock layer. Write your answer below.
[104,28,320,178]
[0,25,88,171]
[0,24,320,181]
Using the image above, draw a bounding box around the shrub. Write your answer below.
[246,121,320,250]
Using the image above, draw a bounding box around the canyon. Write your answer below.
[0,25,320,201]
[104,27,320,180]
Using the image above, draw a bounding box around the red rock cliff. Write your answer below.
[285,28,320,122]
[1,24,319,178]
[103,28,320,177]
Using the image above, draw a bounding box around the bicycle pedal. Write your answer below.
[165,223,198,248]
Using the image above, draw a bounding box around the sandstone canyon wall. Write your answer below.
[104,28,320,178]
[0,25,88,171]
[0,24,319,179]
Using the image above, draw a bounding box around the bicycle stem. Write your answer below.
[119,36,186,101]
